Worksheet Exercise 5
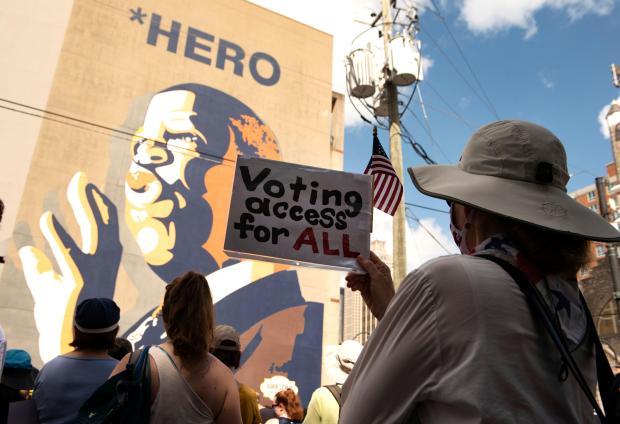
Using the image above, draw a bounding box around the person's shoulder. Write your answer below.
[396,254,500,309]
[35,356,66,384]
[407,254,496,286]
[417,253,489,273]
[206,353,235,384]
[38,355,66,371]
[314,385,335,396]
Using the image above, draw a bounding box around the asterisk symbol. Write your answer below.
[129,7,147,25]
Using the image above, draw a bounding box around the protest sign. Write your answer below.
[224,157,372,271]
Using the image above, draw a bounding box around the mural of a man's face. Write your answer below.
[125,90,208,268]
[124,85,281,279]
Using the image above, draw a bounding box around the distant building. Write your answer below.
[569,162,620,280]
[0,0,344,405]
[342,239,393,344]
[570,162,620,368]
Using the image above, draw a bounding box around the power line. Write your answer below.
[398,125,436,164]
[405,207,452,254]
[0,97,232,164]
[403,107,449,162]
[417,21,499,120]
[428,0,499,119]
[399,81,419,120]
[404,87,452,162]
[405,202,449,213]
[0,104,133,142]
[413,82,477,130]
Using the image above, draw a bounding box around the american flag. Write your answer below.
[364,130,403,216]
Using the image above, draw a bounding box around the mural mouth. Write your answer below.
[125,164,166,207]
[126,167,157,193]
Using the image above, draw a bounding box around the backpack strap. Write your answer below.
[478,254,608,423]
[324,384,342,406]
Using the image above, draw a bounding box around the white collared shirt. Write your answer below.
[341,254,596,424]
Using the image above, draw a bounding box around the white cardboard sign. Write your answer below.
[224,157,372,271]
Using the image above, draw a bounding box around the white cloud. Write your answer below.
[371,209,458,273]
[538,71,555,89]
[598,96,620,139]
[459,0,615,39]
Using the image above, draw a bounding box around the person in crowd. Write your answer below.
[341,120,620,423]
[33,298,120,423]
[0,349,39,423]
[259,400,277,423]
[110,270,242,424]
[107,337,133,361]
[211,324,261,424]
[265,389,304,424]
[303,340,362,424]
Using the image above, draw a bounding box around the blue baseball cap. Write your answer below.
[74,298,120,334]
[4,349,32,369]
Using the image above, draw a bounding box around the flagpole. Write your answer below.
[382,0,407,288]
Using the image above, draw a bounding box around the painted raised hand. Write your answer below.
[18,172,122,361]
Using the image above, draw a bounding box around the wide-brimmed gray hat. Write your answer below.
[409,120,620,242]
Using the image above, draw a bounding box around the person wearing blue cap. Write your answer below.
[33,298,120,424]
[0,349,39,422]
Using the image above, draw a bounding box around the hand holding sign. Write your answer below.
[346,252,395,320]
[225,158,372,271]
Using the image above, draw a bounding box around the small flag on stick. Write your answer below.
[364,127,403,216]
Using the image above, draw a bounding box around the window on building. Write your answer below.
[587,191,597,201]
[596,245,606,258]
[590,204,599,212]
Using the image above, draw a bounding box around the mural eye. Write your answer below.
[132,136,170,165]
[164,131,200,154]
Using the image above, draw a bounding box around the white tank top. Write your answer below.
[150,346,215,423]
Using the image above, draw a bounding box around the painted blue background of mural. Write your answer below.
[216,271,323,404]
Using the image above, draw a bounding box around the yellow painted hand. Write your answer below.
[18,172,121,362]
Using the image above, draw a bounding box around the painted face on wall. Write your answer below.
[125,84,280,281]
[125,90,206,268]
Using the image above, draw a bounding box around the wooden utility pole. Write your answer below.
[381,0,407,287]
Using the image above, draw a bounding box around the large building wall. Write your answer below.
[0,0,343,405]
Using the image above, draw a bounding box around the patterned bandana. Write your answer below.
[473,234,587,349]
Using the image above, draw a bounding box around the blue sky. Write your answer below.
[251,0,620,268]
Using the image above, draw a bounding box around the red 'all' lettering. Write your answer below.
[342,234,360,258]
[293,228,318,253]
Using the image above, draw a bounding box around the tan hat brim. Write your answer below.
[408,165,620,242]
